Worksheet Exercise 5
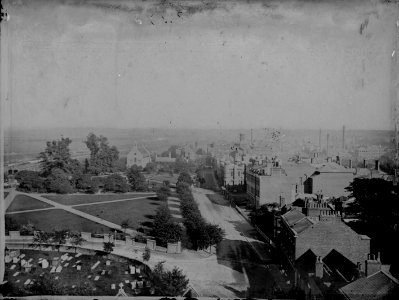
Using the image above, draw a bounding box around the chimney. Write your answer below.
[375,160,379,171]
[349,159,352,169]
[365,254,381,276]
[279,195,285,207]
[315,256,323,278]
[342,125,346,150]
[291,185,296,203]
[300,177,303,185]
[363,159,367,168]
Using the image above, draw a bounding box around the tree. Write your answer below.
[157,186,171,201]
[15,170,46,193]
[45,168,75,194]
[144,162,157,173]
[177,172,193,185]
[149,262,189,296]
[68,231,85,253]
[32,231,52,251]
[38,137,76,176]
[121,219,129,233]
[152,205,182,246]
[345,178,399,277]
[84,133,119,175]
[142,247,151,262]
[103,241,114,255]
[127,166,147,191]
[52,229,69,252]
[103,174,129,193]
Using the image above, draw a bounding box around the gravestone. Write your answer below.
[111,284,116,290]
[5,255,11,263]
[12,257,19,264]
[51,257,59,267]
[10,250,20,258]
[91,261,100,270]
[77,265,81,271]
[106,260,111,266]
[129,265,135,274]
[55,265,62,273]
[41,259,49,269]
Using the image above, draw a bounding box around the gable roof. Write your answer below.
[339,270,399,300]
[281,209,314,236]
[127,144,150,157]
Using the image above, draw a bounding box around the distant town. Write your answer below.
[2,126,399,299]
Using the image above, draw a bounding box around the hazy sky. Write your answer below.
[2,0,399,130]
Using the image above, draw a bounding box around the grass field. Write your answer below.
[7,195,53,212]
[3,249,150,297]
[6,209,112,234]
[75,198,162,233]
[43,193,152,206]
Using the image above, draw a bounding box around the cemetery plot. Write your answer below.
[3,250,151,297]
[6,209,111,234]
[6,195,53,212]
[42,194,151,206]
[75,198,159,230]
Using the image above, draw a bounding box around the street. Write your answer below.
[191,169,291,297]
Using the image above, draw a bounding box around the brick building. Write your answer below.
[278,203,370,273]
[246,160,288,208]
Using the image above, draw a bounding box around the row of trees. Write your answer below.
[176,172,224,250]
[152,184,183,247]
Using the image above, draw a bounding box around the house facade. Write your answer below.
[126,144,151,169]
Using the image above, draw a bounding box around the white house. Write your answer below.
[126,144,151,169]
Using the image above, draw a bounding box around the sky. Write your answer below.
[2,0,399,130]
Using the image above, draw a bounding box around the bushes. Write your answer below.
[176,176,224,250]
[103,174,129,193]
[149,262,189,296]
[15,170,46,193]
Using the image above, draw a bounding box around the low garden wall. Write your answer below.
[6,231,182,254]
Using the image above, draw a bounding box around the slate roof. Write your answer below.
[281,209,314,235]
[339,270,399,300]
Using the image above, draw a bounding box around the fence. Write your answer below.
[6,231,181,254]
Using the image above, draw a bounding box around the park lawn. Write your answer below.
[6,209,112,234]
[7,195,53,212]
[75,198,161,232]
[42,193,152,206]
[3,249,150,297]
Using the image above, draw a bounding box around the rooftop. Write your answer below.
[339,270,399,300]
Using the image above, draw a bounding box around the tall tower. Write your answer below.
[342,125,346,151]
[319,128,322,153]
[326,133,330,157]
